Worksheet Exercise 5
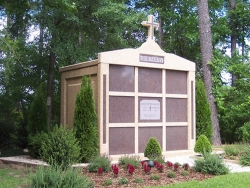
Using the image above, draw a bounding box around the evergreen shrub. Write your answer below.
[40,125,80,170]
[87,155,111,172]
[194,134,212,155]
[144,137,162,159]
[239,145,250,166]
[239,122,250,143]
[193,151,229,175]
[28,131,48,158]
[73,75,98,163]
[167,171,176,178]
[196,79,213,143]
[29,166,94,188]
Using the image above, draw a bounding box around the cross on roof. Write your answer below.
[141,15,159,40]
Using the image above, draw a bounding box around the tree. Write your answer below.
[73,75,98,163]
[196,79,213,143]
[197,0,221,145]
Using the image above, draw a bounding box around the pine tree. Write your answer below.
[196,79,213,143]
[73,75,98,162]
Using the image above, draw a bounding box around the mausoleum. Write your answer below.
[59,15,196,158]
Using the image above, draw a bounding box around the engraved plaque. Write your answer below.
[140,100,160,120]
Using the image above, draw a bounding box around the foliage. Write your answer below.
[150,174,160,180]
[118,177,129,185]
[73,75,98,163]
[193,151,229,175]
[134,178,143,183]
[153,155,165,164]
[87,155,111,173]
[102,179,112,186]
[27,131,48,158]
[223,144,240,156]
[167,171,176,178]
[118,155,140,168]
[181,171,189,176]
[144,137,162,159]
[239,145,250,166]
[239,122,250,143]
[196,79,213,143]
[40,125,80,170]
[194,135,212,155]
[29,166,94,188]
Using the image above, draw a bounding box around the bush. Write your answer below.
[224,144,240,156]
[134,178,143,183]
[87,155,111,172]
[239,122,250,143]
[73,75,98,163]
[181,171,189,176]
[167,171,176,178]
[118,155,140,168]
[239,145,250,166]
[40,125,81,170]
[196,79,213,143]
[118,177,129,185]
[194,135,212,155]
[29,166,94,188]
[154,155,165,164]
[193,151,229,175]
[150,174,160,180]
[144,137,162,159]
[102,179,112,186]
[28,131,48,158]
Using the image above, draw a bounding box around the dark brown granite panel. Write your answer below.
[109,127,135,155]
[138,97,162,122]
[103,75,106,143]
[166,70,187,94]
[166,126,188,151]
[166,98,187,122]
[191,81,194,139]
[138,127,162,153]
[109,96,134,123]
[138,67,162,93]
[109,65,134,92]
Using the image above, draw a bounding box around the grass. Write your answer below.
[147,172,250,188]
[0,167,29,188]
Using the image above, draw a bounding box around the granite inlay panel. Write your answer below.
[166,98,187,122]
[138,67,162,93]
[109,65,134,92]
[191,81,194,139]
[138,97,162,122]
[109,96,134,123]
[103,75,106,143]
[166,70,187,94]
[109,127,135,155]
[166,126,188,150]
[138,127,162,153]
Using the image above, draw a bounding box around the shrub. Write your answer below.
[102,179,112,186]
[40,125,81,170]
[194,135,212,155]
[196,79,213,143]
[193,151,229,175]
[118,155,140,168]
[150,174,160,180]
[239,122,250,143]
[224,144,240,156]
[118,177,129,185]
[73,75,98,163]
[154,155,165,164]
[167,171,176,178]
[87,155,111,172]
[181,171,189,176]
[134,178,143,183]
[144,137,162,159]
[29,166,94,188]
[239,145,250,166]
[28,131,48,158]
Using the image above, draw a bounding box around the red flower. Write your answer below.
[143,163,151,174]
[97,167,103,175]
[166,161,173,168]
[174,163,179,171]
[182,163,189,170]
[112,164,119,176]
[157,164,164,172]
[154,161,159,166]
[128,165,135,175]
[140,161,145,168]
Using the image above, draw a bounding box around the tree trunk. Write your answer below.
[197,0,221,145]
[230,0,237,86]
[46,51,55,131]
[158,12,164,48]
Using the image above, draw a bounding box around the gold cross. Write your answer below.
[141,15,159,40]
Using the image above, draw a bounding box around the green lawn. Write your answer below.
[148,172,250,188]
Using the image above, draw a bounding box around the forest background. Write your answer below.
[0,0,250,150]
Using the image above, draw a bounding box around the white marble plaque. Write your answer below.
[140,100,160,120]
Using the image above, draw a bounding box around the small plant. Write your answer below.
[143,163,151,174]
[118,177,129,185]
[154,155,165,164]
[127,164,135,175]
[155,163,164,172]
[182,163,189,170]
[102,179,112,186]
[151,174,160,180]
[87,155,111,173]
[97,167,103,175]
[144,137,162,159]
[194,134,212,155]
[224,144,240,156]
[118,155,140,168]
[134,178,143,183]
[167,171,176,178]
[181,170,189,176]
[173,162,180,171]
[239,145,250,166]
[111,164,119,177]
[166,161,173,169]
[140,161,145,168]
